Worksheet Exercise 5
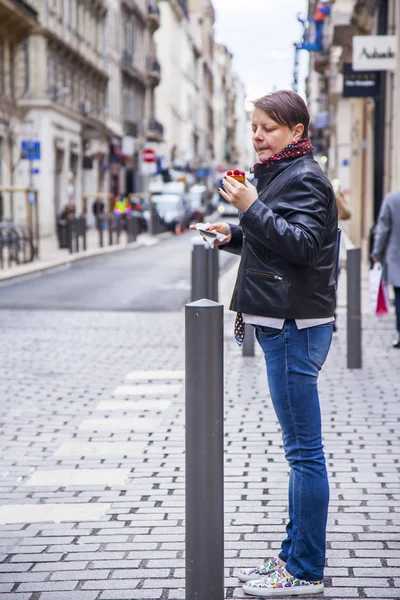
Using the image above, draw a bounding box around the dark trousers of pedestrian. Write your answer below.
[255,320,333,582]
[395,287,400,334]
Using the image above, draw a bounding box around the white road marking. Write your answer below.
[78,417,161,431]
[113,384,181,396]
[53,441,147,457]
[125,370,185,381]
[96,399,171,411]
[23,468,131,487]
[0,503,111,524]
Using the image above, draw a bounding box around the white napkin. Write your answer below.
[195,222,228,248]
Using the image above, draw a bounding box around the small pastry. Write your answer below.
[227,169,246,183]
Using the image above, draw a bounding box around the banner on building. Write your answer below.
[342,63,378,97]
[353,35,396,71]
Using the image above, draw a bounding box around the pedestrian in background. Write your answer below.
[92,197,105,218]
[332,178,352,331]
[332,178,351,222]
[204,90,338,597]
[371,190,400,348]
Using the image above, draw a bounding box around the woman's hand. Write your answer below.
[219,176,258,212]
[190,222,232,246]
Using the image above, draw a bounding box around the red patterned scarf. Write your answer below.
[234,137,314,348]
[253,137,314,179]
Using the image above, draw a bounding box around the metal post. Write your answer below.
[132,215,139,241]
[185,299,224,600]
[347,247,362,369]
[207,246,219,302]
[67,218,73,254]
[98,217,104,248]
[191,239,209,302]
[82,216,87,251]
[108,215,113,246]
[116,215,121,243]
[150,201,157,235]
[373,0,388,223]
[242,323,255,357]
[75,219,80,253]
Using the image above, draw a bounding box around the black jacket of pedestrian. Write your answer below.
[223,154,338,319]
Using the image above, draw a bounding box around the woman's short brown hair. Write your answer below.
[252,90,310,138]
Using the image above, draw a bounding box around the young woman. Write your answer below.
[209,90,338,597]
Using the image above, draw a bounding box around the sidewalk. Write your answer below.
[0,260,399,599]
[0,228,171,282]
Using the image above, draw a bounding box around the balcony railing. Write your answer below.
[124,120,139,137]
[148,2,160,18]
[146,118,164,140]
[148,58,161,73]
[178,0,188,17]
[122,51,133,69]
[147,58,161,86]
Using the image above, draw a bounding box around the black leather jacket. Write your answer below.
[221,154,338,319]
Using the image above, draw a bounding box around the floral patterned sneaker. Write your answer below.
[242,566,324,597]
[237,556,281,582]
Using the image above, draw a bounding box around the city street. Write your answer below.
[0,233,399,599]
[1,0,400,596]
[0,230,236,312]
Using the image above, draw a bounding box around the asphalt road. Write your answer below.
[0,229,237,311]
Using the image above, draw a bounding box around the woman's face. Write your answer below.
[252,108,303,162]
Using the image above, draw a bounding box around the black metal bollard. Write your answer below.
[115,215,121,243]
[150,202,158,235]
[97,216,104,247]
[67,218,74,254]
[108,215,113,246]
[207,246,219,302]
[191,240,219,302]
[81,216,87,251]
[242,323,255,357]
[127,215,139,243]
[191,239,209,301]
[347,247,362,369]
[185,299,224,600]
[75,219,80,253]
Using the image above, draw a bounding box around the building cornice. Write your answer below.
[0,0,38,38]
[42,27,109,81]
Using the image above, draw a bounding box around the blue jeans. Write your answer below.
[255,320,333,581]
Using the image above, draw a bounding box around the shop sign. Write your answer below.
[21,140,40,160]
[313,111,330,129]
[353,35,396,71]
[342,63,378,97]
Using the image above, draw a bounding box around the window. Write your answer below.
[0,36,4,96]
[9,42,15,100]
[42,0,48,25]
[23,39,30,95]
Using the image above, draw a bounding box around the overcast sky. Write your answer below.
[212,0,309,103]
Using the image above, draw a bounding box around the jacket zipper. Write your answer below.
[247,269,284,281]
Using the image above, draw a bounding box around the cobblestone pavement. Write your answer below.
[0,300,399,599]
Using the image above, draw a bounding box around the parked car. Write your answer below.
[150,194,191,232]
[211,191,239,218]
[186,184,207,223]
[128,196,148,233]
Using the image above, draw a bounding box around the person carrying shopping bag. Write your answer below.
[371,190,400,348]
[205,90,338,597]
[331,178,352,331]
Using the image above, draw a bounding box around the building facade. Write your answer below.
[155,0,216,178]
[0,0,161,236]
[304,0,400,250]
[1,0,248,236]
